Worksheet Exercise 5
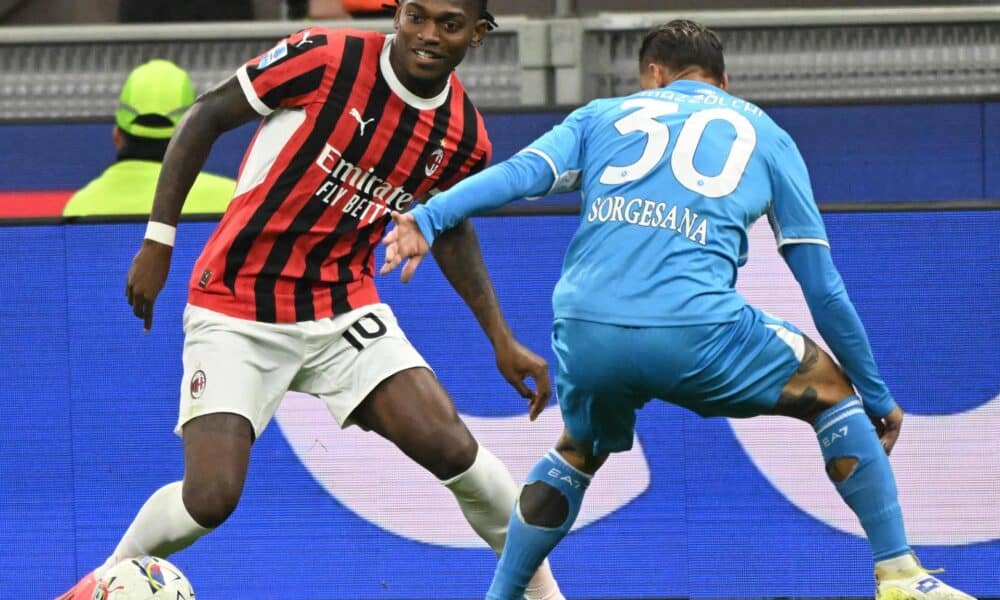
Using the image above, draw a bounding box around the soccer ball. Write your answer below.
[96,556,195,599]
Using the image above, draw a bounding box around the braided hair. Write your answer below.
[475,0,498,31]
[387,0,497,30]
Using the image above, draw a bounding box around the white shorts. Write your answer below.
[176,303,430,437]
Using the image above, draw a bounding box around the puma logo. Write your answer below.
[349,108,375,136]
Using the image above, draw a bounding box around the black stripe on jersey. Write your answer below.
[431,95,480,192]
[468,153,488,176]
[247,34,329,81]
[326,96,427,316]
[253,40,388,323]
[352,96,455,305]
[295,71,420,321]
[292,69,392,320]
[398,96,454,196]
[222,35,364,319]
[300,95,424,320]
[260,65,326,111]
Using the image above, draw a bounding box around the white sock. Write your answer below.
[876,552,919,576]
[442,446,564,600]
[95,481,212,579]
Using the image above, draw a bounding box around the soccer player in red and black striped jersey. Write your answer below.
[59,1,563,598]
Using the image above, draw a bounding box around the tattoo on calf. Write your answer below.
[796,336,820,374]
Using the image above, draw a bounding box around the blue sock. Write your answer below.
[486,450,590,600]
[814,397,910,561]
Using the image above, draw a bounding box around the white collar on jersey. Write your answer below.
[380,34,452,111]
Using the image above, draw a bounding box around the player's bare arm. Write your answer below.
[126,77,259,331]
[149,77,258,226]
[430,218,552,418]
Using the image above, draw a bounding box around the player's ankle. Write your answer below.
[875,552,919,576]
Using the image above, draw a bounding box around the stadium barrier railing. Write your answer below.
[2,5,1000,121]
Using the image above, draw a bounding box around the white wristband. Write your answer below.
[144,221,176,247]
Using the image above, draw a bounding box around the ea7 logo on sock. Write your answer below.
[275,392,649,548]
[548,467,589,490]
[916,577,941,593]
[730,219,1000,546]
[821,426,848,448]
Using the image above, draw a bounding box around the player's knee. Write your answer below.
[182,478,243,529]
[427,427,478,480]
[518,481,570,529]
[778,341,856,422]
[554,432,607,474]
[825,456,859,483]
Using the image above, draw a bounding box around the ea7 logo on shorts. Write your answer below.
[257,41,288,69]
[190,370,207,399]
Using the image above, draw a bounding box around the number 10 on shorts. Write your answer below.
[343,313,388,351]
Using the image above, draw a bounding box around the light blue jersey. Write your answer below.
[410,78,894,419]
[453,79,914,600]
[526,79,828,326]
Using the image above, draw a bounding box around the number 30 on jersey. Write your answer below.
[600,98,757,199]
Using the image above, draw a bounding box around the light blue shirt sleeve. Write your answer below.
[766,132,830,249]
[783,242,897,417]
[519,103,592,197]
[410,151,555,247]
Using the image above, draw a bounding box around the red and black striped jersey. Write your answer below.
[188,28,492,323]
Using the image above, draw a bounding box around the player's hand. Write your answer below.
[125,239,173,332]
[493,337,552,421]
[871,405,904,454]
[380,211,430,283]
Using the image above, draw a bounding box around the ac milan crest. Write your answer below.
[190,370,207,399]
[425,146,445,177]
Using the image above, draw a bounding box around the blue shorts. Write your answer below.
[552,305,805,455]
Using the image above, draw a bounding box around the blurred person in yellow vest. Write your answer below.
[63,59,235,217]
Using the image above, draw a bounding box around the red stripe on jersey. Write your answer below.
[189,29,493,323]
[445,108,493,187]
[246,28,332,111]
[190,32,371,320]
[290,69,403,320]
[263,34,384,323]
[421,79,471,196]
[311,89,410,317]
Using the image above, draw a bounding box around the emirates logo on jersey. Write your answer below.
[425,147,445,177]
[313,143,416,223]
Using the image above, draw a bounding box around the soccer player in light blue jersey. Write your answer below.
[381,20,975,600]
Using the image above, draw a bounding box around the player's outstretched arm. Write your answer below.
[430,219,552,420]
[401,151,555,251]
[126,77,259,331]
[782,242,903,452]
[380,151,553,282]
